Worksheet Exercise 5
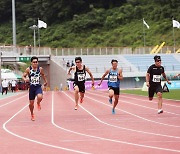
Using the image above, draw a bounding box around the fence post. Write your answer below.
[74,48,76,55]
[68,48,70,55]
[87,48,89,55]
[56,48,57,56]
[62,48,64,56]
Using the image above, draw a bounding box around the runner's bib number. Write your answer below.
[78,74,85,81]
[152,75,161,82]
[31,76,40,84]
[109,75,117,82]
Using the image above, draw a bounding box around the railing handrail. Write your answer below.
[0,45,180,56]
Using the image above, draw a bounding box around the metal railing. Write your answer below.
[0,45,179,56]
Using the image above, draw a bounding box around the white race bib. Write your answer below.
[152,75,161,82]
[31,76,40,84]
[109,75,117,82]
[78,74,85,81]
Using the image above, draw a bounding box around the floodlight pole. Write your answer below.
[29,25,38,54]
[12,0,17,52]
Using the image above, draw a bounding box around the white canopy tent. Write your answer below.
[2,72,17,80]
[1,69,19,81]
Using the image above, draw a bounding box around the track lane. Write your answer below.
[1,90,180,154]
[2,92,91,154]
[61,91,180,153]
[87,90,180,126]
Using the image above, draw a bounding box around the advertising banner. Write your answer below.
[68,80,108,91]
[142,80,180,91]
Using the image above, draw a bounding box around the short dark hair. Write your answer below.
[154,55,161,61]
[75,57,82,62]
[31,56,38,62]
[111,59,118,64]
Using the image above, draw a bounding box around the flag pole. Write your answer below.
[38,18,40,48]
[172,19,175,53]
[143,18,146,53]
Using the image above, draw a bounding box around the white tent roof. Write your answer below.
[2,72,17,80]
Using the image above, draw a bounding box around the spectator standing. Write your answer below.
[11,80,17,92]
[2,79,9,95]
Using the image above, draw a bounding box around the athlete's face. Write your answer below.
[75,60,82,67]
[112,62,118,69]
[155,60,161,67]
[31,59,38,68]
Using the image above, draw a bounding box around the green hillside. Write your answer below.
[0,0,179,48]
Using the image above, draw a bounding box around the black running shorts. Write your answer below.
[108,86,120,95]
[73,82,85,93]
[29,85,43,100]
[148,84,163,98]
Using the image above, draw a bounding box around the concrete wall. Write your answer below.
[120,77,145,89]
[40,63,50,87]
[49,60,67,90]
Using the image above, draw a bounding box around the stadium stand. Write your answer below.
[53,54,180,79]
[53,55,139,78]
[52,54,180,89]
[124,54,180,72]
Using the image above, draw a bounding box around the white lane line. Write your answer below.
[65,91,180,138]
[121,94,180,108]
[59,139,100,142]
[0,92,26,101]
[61,91,180,153]
[95,90,180,107]
[121,92,180,103]
[87,91,180,116]
[3,94,90,154]
[0,94,28,108]
[86,91,180,128]
[97,90,180,108]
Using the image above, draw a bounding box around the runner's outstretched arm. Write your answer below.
[22,68,30,83]
[86,67,95,86]
[67,66,75,75]
[146,73,150,87]
[118,69,123,80]
[162,73,171,84]
[98,70,109,86]
[40,67,48,86]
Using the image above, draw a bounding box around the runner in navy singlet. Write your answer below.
[98,59,123,114]
[146,55,171,114]
[22,56,47,121]
[68,57,94,110]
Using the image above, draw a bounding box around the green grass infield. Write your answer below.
[121,89,180,100]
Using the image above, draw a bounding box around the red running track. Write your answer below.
[0,90,180,154]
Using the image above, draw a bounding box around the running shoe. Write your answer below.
[109,98,112,104]
[74,105,78,110]
[31,114,35,121]
[112,108,116,114]
[80,98,83,103]
[158,109,163,114]
[37,104,41,111]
